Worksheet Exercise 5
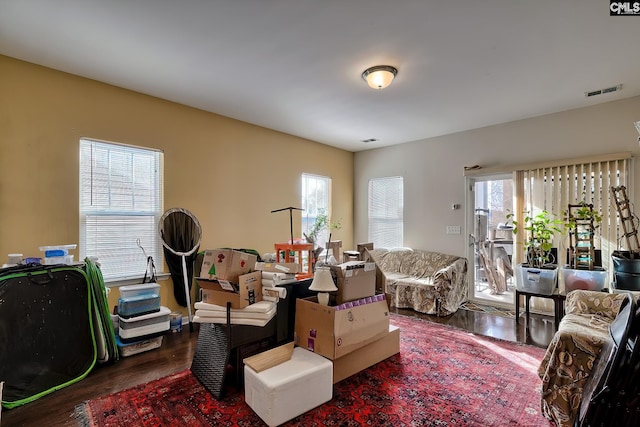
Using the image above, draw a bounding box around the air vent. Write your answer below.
[361,138,378,143]
[585,84,622,98]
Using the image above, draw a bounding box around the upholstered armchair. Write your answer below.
[573,292,636,426]
[538,290,629,427]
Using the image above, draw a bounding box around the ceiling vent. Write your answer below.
[361,138,378,144]
[584,84,622,98]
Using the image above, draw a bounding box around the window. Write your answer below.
[513,156,631,271]
[80,138,164,282]
[368,176,403,248]
[301,174,331,247]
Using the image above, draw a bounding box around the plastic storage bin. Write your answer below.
[515,264,558,295]
[39,244,77,265]
[119,306,170,331]
[118,306,170,340]
[116,335,163,357]
[39,244,76,255]
[43,255,74,265]
[118,294,161,318]
[559,267,608,292]
[119,283,160,299]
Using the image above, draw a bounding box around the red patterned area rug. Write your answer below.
[76,314,552,426]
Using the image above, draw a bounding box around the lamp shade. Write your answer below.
[362,65,398,89]
[308,267,338,292]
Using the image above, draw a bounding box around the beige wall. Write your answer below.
[355,95,640,258]
[0,55,354,314]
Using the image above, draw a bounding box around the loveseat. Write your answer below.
[538,290,629,427]
[365,247,468,316]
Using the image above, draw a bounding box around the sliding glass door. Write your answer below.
[467,174,515,307]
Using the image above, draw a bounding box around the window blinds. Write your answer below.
[368,176,404,248]
[79,139,164,282]
[513,157,631,272]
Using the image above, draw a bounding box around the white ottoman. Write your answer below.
[244,347,333,427]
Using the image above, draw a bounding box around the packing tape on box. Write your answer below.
[262,286,287,301]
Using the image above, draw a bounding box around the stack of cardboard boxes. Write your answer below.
[196,250,400,383]
[197,249,261,309]
[196,249,302,310]
[295,260,400,383]
[242,258,400,426]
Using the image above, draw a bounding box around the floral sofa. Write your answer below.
[538,290,629,427]
[365,247,468,316]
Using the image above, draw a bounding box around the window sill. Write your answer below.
[105,272,171,288]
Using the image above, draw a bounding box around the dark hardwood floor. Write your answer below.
[2,307,556,427]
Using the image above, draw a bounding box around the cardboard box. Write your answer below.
[198,271,262,309]
[332,324,400,383]
[329,261,376,304]
[294,295,389,360]
[199,249,258,283]
[254,262,301,274]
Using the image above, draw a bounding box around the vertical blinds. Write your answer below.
[368,176,404,248]
[79,138,164,282]
[513,157,631,272]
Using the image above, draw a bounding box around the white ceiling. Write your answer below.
[1,1,639,152]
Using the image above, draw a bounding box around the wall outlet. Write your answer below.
[446,225,461,235]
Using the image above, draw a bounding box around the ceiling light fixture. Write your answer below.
[362,65,398,89]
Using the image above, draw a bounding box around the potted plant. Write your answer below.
[559,202,608,293]
[303,209,342,264]
[507,210,563,295]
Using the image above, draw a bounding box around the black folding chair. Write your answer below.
[575,292,639,426]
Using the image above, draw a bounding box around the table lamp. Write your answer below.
[308,266,337,306]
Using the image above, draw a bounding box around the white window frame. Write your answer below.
[79,138,164,284]
[368,176,404,248]
[301,173,332,247]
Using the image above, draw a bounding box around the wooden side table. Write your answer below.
[515,288,566,330]
[274,243,314,279]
